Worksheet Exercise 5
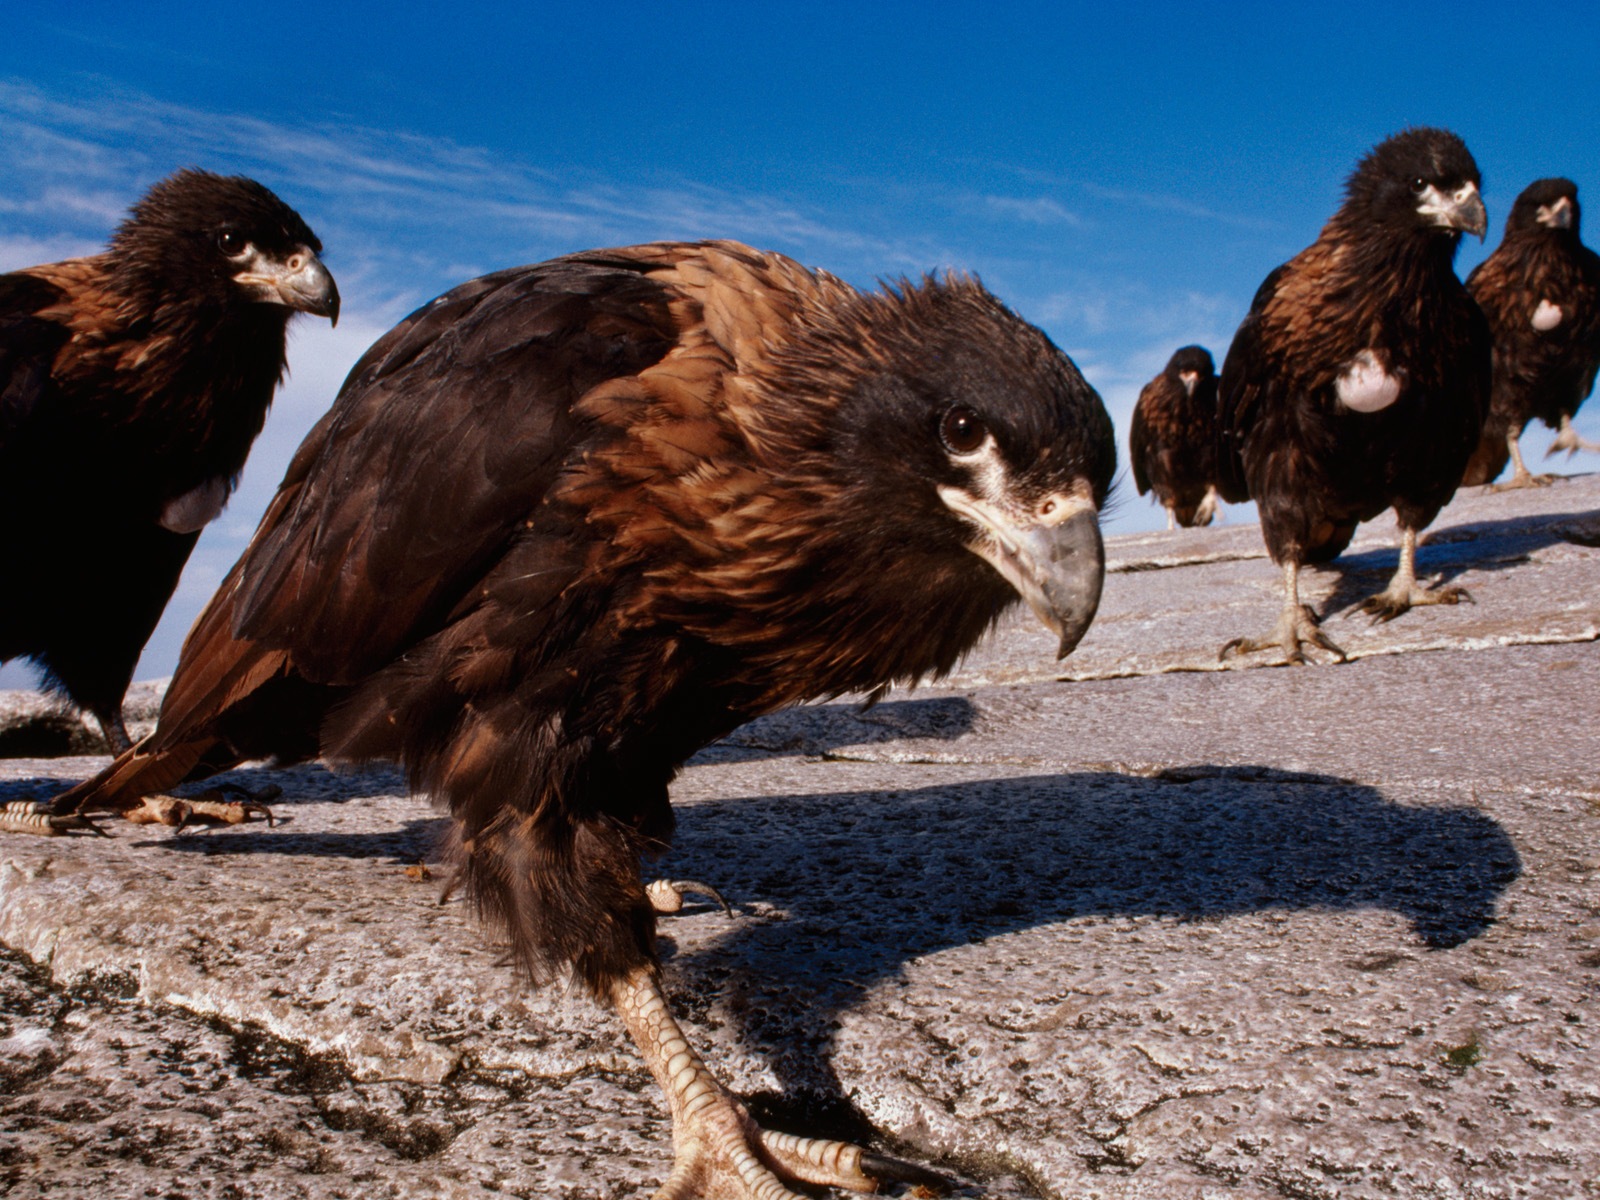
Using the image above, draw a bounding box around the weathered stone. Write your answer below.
[0,679,164,757]
[0,474,1595,1198]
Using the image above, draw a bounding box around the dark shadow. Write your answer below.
[650,765,1520,1122]
[0,759,407,811]
[141,815,449,863]
[1314,505,1600,617]
[709,696,979,761]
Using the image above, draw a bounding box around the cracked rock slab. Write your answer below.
[0,473,1595,1198]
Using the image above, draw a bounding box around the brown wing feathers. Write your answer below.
[62,239,1117,1000]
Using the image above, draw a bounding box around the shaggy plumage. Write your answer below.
[0,169,338,749]
[1461,177,1600,488]
[1217,128,1492,662]
[57,241,1114,1198]
[1130,344,1222,528]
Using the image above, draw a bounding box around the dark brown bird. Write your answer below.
[1130,344,1222,528]
[1217,128,1492,663]
[55,241,1114,1198]
[0,169,339,750]
[1461,177,1600,488]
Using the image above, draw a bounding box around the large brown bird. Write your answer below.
[1460,177,1600,488]
[0,169,339,750]
[1130,344,1222,528]
[1217,128,1491,663]
[54,241,1114,1198]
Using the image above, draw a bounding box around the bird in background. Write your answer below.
[0,169,339,750]
[1216,127,1491,664]
[1130,343,1223,529]
[52,241,1114,1199]
[1460,177,1600,489]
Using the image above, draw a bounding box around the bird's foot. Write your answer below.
[108,782,281,832]
[655,1093,946,1200]
[1192,486,1220,528]
[1220,604,1347,665]
[616,969,946,1200]
[1487,468,1555,492]
[647,878,733,917]
[1360,582,1472,624]
[0,799,108,837]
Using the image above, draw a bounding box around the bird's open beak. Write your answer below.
[1418,182,1488,240]
[939,488,1106,659]
[234,246,341,325]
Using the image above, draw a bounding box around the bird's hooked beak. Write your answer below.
[233,245,341,325]
[1179,369,1199,397]
[938,486,1105,659]
[1537,196,1575,230]
[1417,181,1488,240]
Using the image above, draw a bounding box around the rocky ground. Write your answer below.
[0,474,1595,1199]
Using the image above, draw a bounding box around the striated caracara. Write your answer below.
[1461,177,1600,488]
[1130,343,1223,529]
[0,168,339,749]
[53,241,1115,1198]
[1217,128,1491,663]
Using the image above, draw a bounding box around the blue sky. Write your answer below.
[4,2,1599,686]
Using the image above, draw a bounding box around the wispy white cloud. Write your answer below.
[1080,181,1278,233]
[979,195,1085,227]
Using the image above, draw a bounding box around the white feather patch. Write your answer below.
[159,477,230,533]
[1335,349,1401,413]
[1532,299,1563,331]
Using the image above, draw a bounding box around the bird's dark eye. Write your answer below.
[939,406,988,454]
[1410,177,1429,195]
[217,229,247,256]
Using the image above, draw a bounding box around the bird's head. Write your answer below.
[109,169,340,325]
[1166,344,1215,398]
[784,276,1116,660]
[1343,127,1487,242]
[1506,177,1581,237]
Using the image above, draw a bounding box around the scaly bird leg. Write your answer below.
[1545,413,1600,459]
[613,968,947,1200]
[1165,506,1176,531]
[0,800,107,837]
[1490,429,1553,490]
[1220,560,1347,665]
[1192,484,1221,527]
[1359,527,1471,622]
[95,710,133,755]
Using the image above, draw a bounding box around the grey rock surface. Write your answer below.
[0,475,1597,1198]
[0,680,164,757]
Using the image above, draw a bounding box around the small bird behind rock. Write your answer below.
[1131,344,1223,529]
[54,240,1114,1199]
[1461,177,1600,489]
[0,168,339,751]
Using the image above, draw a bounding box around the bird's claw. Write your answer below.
[1360,584,1471,624]
[122,784,279,833]
[1488,471,1555,491]
[647,878,734,917]
[1220,604,1346,666]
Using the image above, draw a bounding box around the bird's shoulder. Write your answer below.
[227,243,828,682]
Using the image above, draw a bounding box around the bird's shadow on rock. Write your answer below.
[658,764,1520,1127]
[1314,505,1600,617]
[706,696,980,760]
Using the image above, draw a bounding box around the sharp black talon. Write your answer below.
[859,1151,954,1193]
